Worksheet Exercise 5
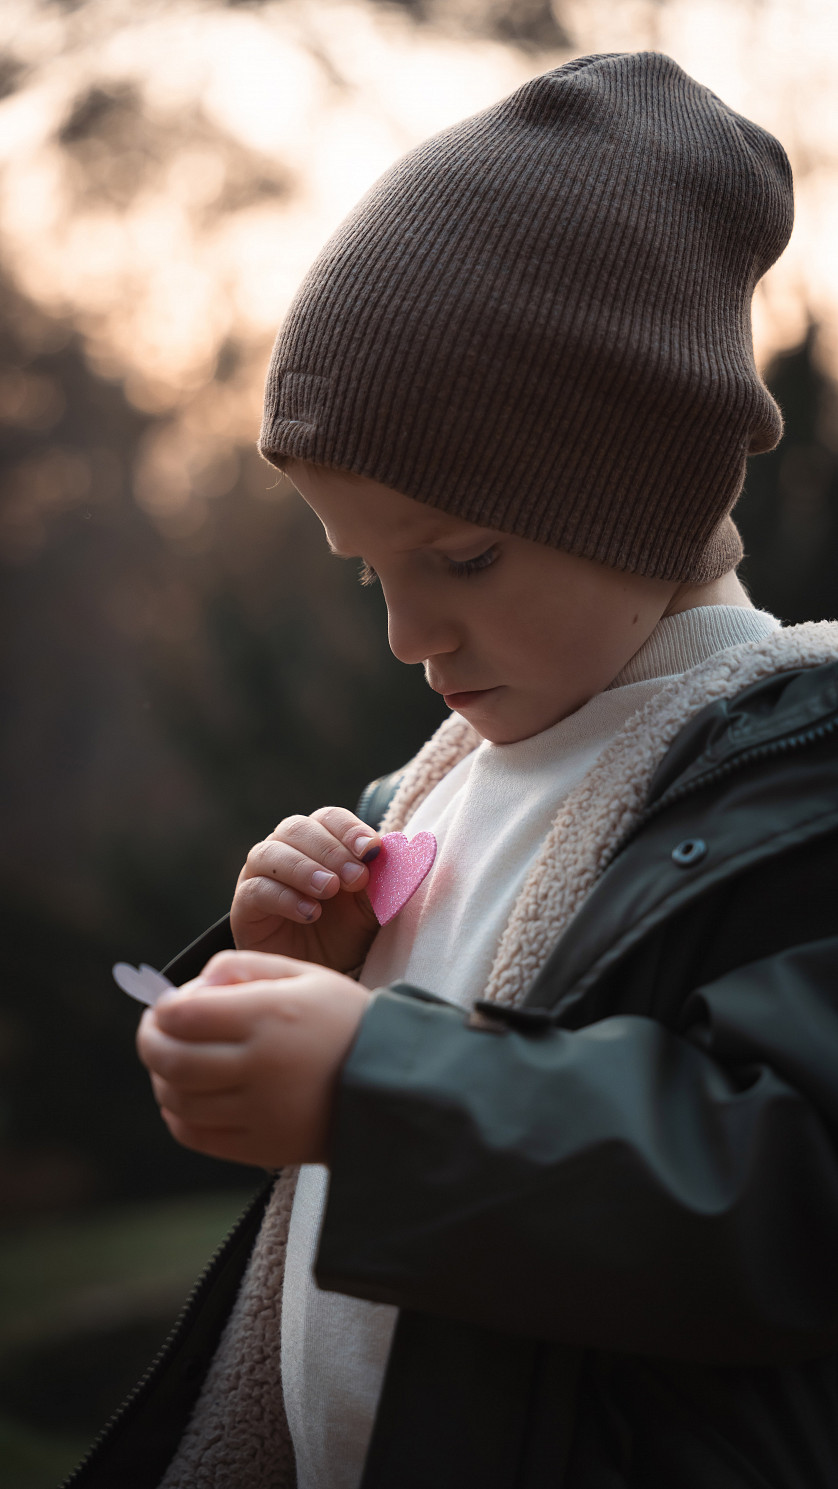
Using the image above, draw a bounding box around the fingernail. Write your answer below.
[311,870,334,891]
[340,862,365,885]
[297,898,317,919]
[354,837,380,862]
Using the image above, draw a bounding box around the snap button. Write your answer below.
[671,838,708,867]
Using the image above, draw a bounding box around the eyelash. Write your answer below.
[358,547,498,587]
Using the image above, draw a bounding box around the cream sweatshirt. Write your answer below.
[281,605,780,1489]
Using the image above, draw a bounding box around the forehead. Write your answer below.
[286,461,496,554]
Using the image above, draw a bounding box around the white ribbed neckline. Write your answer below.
[609,605,780,688]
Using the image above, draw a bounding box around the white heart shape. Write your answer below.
[112,962,174,1007]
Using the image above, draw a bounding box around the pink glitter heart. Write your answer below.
[366,831,437,926]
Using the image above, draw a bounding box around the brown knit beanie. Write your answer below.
[259,51,794,581]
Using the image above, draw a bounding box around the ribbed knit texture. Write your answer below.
[608,604,779,685]
[259,52,794,582]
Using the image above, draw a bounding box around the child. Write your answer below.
[71,51,838,1489]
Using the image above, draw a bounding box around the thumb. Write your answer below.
[196,949,309,987]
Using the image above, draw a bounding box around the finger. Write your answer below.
[240,837,345,903]
[261,811,380,891]
[149,966,305,1043]
[159,1110,248,1161]
[309,806,382,865]
[152,1077,244,1126]
[263,815,361,885]
[233,871,323,928]
[196,949,306,987]
[138,1014,248,1080]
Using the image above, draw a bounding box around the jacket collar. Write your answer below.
[516,650,838,1019]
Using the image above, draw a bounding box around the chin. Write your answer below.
[463,699,574,744]
[463,711,541,745]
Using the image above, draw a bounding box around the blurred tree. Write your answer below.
[0,269,446,1215]
[332,0,570,49]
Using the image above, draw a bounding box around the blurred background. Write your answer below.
[1,0,837,1481]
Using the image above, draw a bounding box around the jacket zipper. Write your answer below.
[620,712,838,850]
[59,1178,273,1488]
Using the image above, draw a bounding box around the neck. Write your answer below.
[663,568,752,618]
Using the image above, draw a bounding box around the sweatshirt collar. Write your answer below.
[608,605,780,689]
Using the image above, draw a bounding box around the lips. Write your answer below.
[442,687,497,708]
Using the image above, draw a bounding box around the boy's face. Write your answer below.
[287,462,678,744]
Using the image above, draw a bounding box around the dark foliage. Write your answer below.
[737,329,838,623]
[0,273,445,1215]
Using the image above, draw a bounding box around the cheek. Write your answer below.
[496,607,569,669]
[495,602,612,703]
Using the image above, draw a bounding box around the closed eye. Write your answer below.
[447,546,498,577]
[357,547,498,587]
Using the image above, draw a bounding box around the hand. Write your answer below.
[136,950,372,1168]
[231,808,383,972]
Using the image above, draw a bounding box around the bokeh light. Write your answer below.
[2,0,835,550]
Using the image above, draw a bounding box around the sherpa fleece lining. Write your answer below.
[157,621,838,1489]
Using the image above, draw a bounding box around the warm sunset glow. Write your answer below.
[0,0,835,532]
[565,0,838,374]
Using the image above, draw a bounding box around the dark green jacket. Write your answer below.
[65,660,838,1488]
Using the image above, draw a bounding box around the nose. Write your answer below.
[384,585,458,667]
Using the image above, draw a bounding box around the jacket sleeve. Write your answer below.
[315,933,838,1366]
